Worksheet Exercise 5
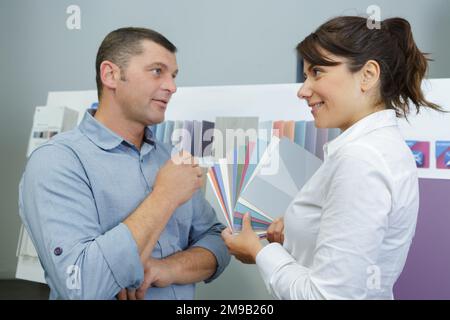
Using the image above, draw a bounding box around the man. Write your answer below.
[18,27,230,299]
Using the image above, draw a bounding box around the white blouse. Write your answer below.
[256,110,419,299]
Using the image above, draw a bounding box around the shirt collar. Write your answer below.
[323,109,398,159]
[143,126,156,146]
[79,109,155,150]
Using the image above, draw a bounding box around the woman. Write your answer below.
[221,16,443,299]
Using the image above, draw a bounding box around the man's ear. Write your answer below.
[360,59,381,92]
[100,60,121,92]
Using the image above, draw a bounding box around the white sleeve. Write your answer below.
[256,149,392,299]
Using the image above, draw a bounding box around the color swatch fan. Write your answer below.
[207,136,323,237]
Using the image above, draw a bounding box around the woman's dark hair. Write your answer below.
[297,16,444,117]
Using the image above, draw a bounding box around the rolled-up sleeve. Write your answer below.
[19,144,143,299]
[188,190,231,283]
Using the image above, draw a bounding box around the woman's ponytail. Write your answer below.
[383,18,443,116]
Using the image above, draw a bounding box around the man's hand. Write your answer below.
[116,257,174,300]
[266,217,284,244]
[221,213,263,264]
[153,151,203,208]
[123,151,203,259]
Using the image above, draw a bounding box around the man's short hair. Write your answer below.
[95,27,177,99]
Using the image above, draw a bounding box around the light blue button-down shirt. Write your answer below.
[18,110,230,300]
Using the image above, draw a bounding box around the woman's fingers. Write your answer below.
[242,212,253,232]
[275,218,284,243]
[267,218,284,244]
[267,222,275,243]
[221,227,233,246]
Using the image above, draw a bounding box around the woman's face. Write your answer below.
[297,52,367,131]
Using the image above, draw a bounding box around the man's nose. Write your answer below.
[163,75,177,94]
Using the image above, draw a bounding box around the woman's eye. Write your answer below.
[312,68,321,76]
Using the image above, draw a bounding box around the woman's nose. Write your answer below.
[297,82,312,100]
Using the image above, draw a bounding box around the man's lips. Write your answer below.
[152,99,169,108]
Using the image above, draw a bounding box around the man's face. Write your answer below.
[115,40,178,126]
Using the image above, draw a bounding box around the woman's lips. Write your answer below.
[311,102,324,115]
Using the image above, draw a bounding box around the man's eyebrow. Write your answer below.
[146,62,168,69]
[146,62,178,75]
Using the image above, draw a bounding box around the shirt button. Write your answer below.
[54,247,63,256]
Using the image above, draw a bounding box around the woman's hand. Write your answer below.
[221,213,263,264]
[267,217,284,244]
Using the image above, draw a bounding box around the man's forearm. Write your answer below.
[163,247,218,284]
[123,188,177,259]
